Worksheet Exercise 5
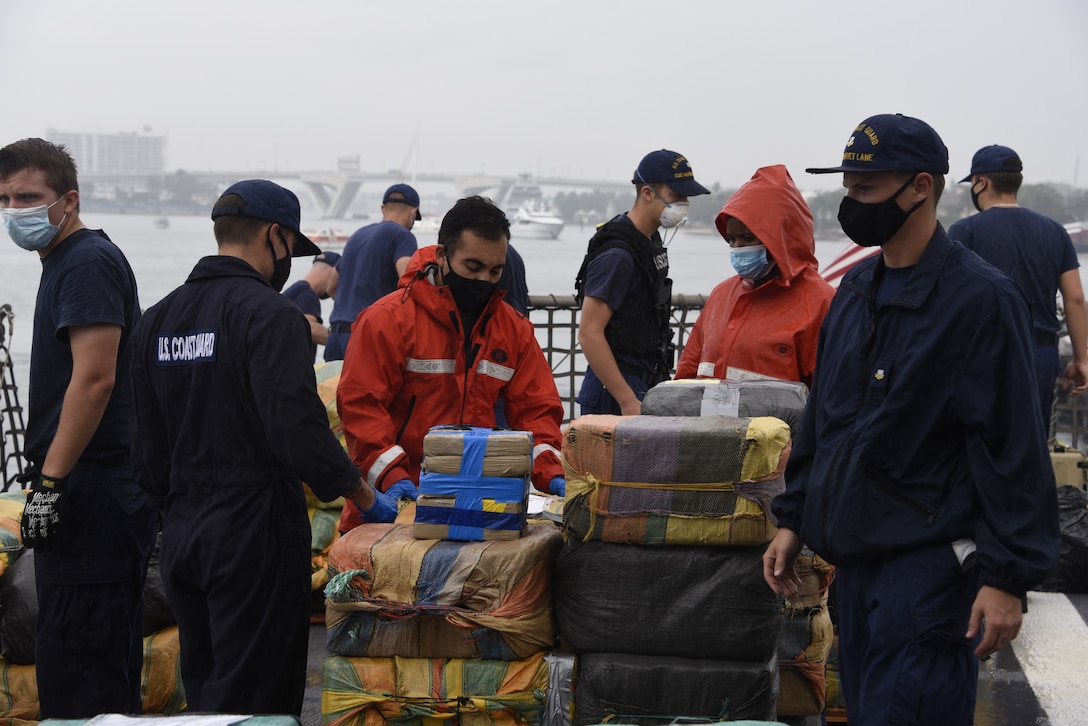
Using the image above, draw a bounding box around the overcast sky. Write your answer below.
[2,0,1086,194]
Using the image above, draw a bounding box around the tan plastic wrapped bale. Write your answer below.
[561,415,790,546]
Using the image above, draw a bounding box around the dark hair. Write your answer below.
[895,171,946,205]
[212,193,271,244]
[0,138,80,199]
[437,196,510,254]
[985,171,1023,195]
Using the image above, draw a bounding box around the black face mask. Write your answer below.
[837,175,923,248]
[268,231,292,292]
[444,264,497,319]
[969,180,983,213]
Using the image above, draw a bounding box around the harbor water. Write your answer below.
[4,211,1088,405]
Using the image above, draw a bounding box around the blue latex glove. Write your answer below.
[386,479,419,501]
[358,490,398,523]
[549,477,566,497]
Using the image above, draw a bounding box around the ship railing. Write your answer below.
[526,293,707,424]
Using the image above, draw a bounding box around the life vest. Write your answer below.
[574,217,674,382]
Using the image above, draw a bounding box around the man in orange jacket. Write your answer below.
[336,196,566,530]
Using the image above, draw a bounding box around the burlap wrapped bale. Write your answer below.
[641,378,808,434]
[776,600,833,717]
[785,546,836,612]
[573,652,778,725]
[824,635,848,723]
[0,625,186,719]
[0,656,38,722]
[141,625,186,714]
[0,491,26,577]
[315,360,348,450]
[322,652,548,726]
[553,538,781,661]
[561,415,789,546]
[325,523,561,659]
[0,551,35,664]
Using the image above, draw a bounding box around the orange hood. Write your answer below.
[715,165,818,282]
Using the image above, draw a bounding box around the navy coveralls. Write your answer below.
[773,228,1060,725]
[131,256,362,714]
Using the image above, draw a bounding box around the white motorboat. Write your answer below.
[499,175,564,240]
[510,203,564,240]
[413,216,442,235]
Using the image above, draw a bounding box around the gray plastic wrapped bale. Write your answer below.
[641,378,808,435]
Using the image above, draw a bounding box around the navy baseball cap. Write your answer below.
[314,250,340,267]
[633,149,711,196]
[958,145,1023,183]
[806,114,949,175]
[211,179,320,257]
[383,183,422,220]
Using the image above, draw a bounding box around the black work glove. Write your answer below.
[18,468,70,550]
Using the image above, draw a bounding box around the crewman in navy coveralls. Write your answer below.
[130,180,379,715]
[763,114,1060,725]
[0,138,158,718]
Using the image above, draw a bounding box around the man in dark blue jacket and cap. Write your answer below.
[763,114,1060,725]
[130,179,378,715]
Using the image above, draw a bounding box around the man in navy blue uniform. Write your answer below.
[763,114,1060,725]
[282,250,340,362]
[949,144,1088,426]
[130,180,379,715]
[324,183,420,360]
[575,149,710,415]
[0,138,158,718]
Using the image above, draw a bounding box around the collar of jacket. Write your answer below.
[186,255,272,286]
[840,224,954,310]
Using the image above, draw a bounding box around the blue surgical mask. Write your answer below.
[1,196,67,251]
[730,244,771,279]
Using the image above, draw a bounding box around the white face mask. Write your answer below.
[659,201,689,229]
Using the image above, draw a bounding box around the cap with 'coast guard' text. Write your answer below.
[806,114,949,175]
[958,145,1023,183]
[633,149,711,197]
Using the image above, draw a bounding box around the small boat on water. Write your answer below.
[510,203,564,240]
[413,216,442,235]
[154,216,169,230]
[498,175,564,240]
[305,227,350,253]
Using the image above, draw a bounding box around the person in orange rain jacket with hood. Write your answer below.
[335,196,565,532]
[675,165,834,387]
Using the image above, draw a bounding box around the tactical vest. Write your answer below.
[575,218,674,383]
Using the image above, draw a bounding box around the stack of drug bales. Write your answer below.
[321,425,563,726]
[641,379,836,722]
[553,407,790,724]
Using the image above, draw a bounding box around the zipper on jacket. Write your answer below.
[820,438,850,554]
[396,395,417,445]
